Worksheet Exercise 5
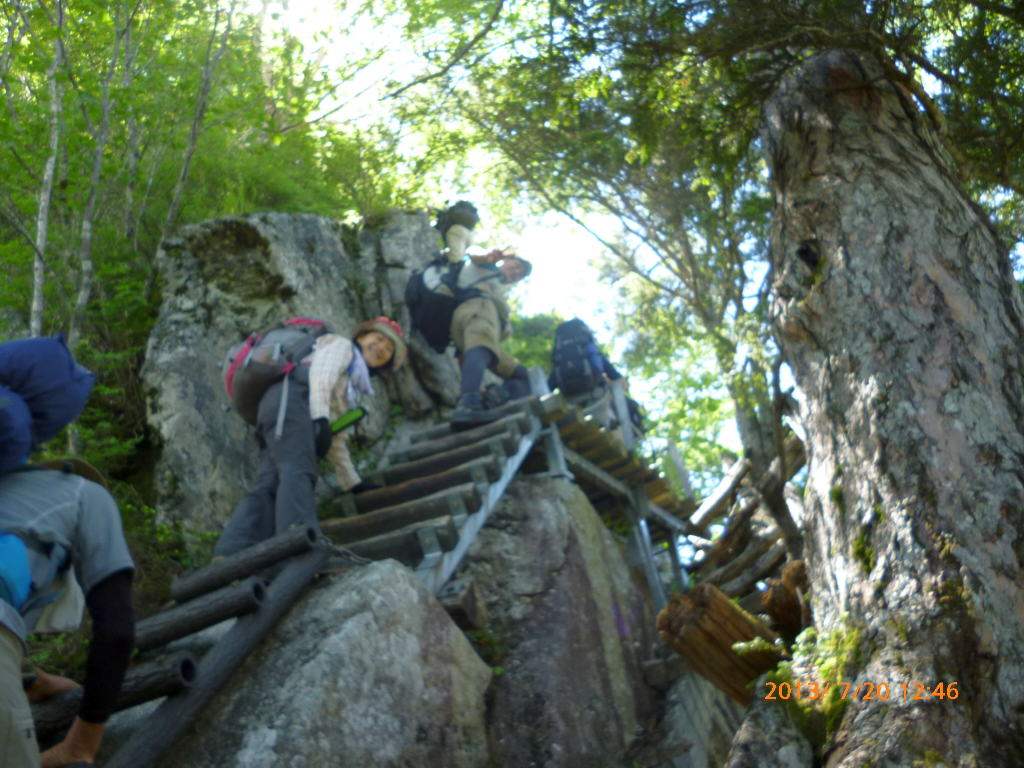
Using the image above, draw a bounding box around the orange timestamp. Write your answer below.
[765,680,959,701]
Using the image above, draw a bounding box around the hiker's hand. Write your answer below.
[485,249,504,264]
[40,717,104,766]
[26,669,80,703]
[313,418,332,458]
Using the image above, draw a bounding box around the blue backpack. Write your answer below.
[0,386,32,475]
[0,533,31,610]
[0,335,95,474]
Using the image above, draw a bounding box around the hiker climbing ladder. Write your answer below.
[35,371,695,768]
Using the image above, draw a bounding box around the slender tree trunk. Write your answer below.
[133,143,164,254]
[122,16,141,241]
[727,369,778,479]
[0,12,25,127]
[67,2,128,350]
[763,49,1024,765]
[144,0,235,297]
[30,0,64,338]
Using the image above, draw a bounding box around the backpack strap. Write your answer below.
[19,540,71,616]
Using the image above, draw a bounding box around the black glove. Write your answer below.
[313,418,332,458]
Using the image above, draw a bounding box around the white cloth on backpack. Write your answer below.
[32,569,85,634]
[444,224,474,261]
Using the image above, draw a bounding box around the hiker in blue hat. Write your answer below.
[0,336,136,768]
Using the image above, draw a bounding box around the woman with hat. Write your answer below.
[213,317,406,558]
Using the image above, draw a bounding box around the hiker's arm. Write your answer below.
[308,335,352,420]
[40,569,134,767]
[468,249,503,266]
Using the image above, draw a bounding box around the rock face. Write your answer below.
[660,673,746,768]
[454,476,663,767]
[723,676,812,768]
[142,211,460,528]
[163,560,493,768]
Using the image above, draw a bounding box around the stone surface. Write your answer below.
[723,676,812,768]
[659,671,746,768]
[454,476,663,768]
[162,560,492,768]
[143,211,455,528]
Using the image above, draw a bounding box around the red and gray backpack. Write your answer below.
[222,318,331,426]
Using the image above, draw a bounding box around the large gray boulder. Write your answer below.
[454,476,663,767]
[163,560,493,768]
[142,211,460,529]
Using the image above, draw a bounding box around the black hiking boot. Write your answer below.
[480,383,509,410]
[450,392,502,432]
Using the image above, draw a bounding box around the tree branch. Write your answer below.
[384,0,505,99]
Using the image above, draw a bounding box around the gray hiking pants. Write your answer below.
[214,379,322,558]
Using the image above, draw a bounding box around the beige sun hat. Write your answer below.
[354,317,407,370]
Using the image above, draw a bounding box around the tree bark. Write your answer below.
[30,0,64,338]
[763,49,1024,765]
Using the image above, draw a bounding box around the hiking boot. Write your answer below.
[450,392,502,432]
[480,383,509,410]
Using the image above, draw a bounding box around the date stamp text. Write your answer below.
[765,681,959,701]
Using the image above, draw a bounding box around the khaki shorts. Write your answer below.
[450,297,520,379]
[0,626,39,768]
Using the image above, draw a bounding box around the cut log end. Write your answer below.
[656,583,783,704]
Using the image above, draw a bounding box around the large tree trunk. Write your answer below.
[763,50,1024,765]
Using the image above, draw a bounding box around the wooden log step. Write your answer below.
[721,541,788,597]
[567,428,612,455]
[322,483,481,543]
[171,526,318,604]
[691,458,750,534]
[409,395,540,444]
[590,441,628,465]
[344,516,460,565]
[368,433,518,487]
[697,497,761,576]
[136,578,265,652]
[704,528,783,586]
[539,392,568,425]
[389,413,527,464]
[33,652,197,741]
[646,477,671,497]
[353,455,501,515]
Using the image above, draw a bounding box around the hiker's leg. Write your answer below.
[0,627,40,768]
[327,434,361,492]
[213,446,278,557]
[501,364,532,400]
[263,381,321,536]
[450,299,509,429]
[460,346,496,395]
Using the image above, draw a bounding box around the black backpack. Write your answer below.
[550,320,604,397]
[434,201,480,240]
[405,255,500,353]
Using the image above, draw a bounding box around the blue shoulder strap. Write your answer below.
[19,541,72,616]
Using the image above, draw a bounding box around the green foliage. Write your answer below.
[852,531,876,574]
[467,626,508,667]
[503,304,564,374]
[764,619,866,755]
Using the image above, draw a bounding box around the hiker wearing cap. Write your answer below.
[449,248,534,431]
[214,318,406,558]
[0,336,136,768]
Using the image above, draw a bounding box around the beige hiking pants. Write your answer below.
[450,297,520,379]
[0,626,39,768]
